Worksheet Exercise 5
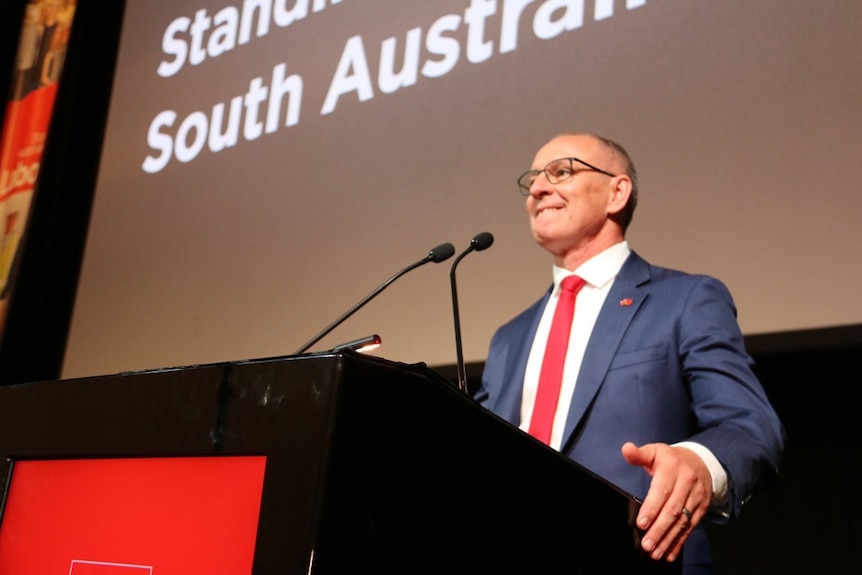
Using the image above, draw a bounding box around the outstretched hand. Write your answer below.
[621,442,713,563]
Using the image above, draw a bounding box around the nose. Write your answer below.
[529,171,553,198]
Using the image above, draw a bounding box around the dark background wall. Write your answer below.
[708,328,862,574]
[1,1,860,573]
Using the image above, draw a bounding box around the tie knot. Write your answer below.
[560,275,586,294]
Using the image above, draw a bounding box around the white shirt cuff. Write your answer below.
[674,441,729,516]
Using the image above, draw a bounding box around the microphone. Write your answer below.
[294,242,455,354]
[450,232,494,394]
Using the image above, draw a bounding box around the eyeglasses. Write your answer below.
[517,157,618,196]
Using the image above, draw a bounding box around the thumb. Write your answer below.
[621,441,655,469]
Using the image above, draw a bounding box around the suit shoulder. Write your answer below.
[657,266,732,293]
[637,256,732,293]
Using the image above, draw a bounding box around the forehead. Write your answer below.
[532,135,603,167]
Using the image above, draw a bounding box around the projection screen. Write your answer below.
[62,0,862,378]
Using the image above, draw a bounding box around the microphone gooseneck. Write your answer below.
[294,242,455,355]
[450,232,494,394]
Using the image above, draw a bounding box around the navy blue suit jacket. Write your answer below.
[476,252,784,568]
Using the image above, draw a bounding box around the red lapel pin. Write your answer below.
[619,298,633,307]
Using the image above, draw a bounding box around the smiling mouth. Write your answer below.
[536,205,564,216]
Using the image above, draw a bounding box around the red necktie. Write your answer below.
[528,275,586,444]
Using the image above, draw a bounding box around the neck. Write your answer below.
[554,233,625,271]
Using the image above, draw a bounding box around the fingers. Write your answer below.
[638,473,697,560]
[622,443,713,562]
[652,502,699,563]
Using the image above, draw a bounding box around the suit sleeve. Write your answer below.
[678,276,785,519]
[474,322,513,410]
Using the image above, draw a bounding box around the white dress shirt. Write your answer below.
[520,242,631,449]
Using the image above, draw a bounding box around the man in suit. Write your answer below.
[475,133,784,573]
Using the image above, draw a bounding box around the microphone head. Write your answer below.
[428,242,456,263]
[470,232,494,251]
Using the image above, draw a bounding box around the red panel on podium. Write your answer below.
[0,456,266,575]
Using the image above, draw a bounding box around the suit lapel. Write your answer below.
[561,252,652,449]
[495,290,550,425]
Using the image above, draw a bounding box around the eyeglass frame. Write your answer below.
[517,156,619,196]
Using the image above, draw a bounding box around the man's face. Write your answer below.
[525,135,621,263]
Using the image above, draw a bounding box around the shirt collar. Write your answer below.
[551,241,631,292]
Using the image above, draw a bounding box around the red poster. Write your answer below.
[0,456,267,575]
[0,0,76,334]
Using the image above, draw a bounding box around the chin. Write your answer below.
[534,236,563,255]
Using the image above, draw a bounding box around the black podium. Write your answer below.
[0,352,678,574]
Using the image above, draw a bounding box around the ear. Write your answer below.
[606,175,632,217]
